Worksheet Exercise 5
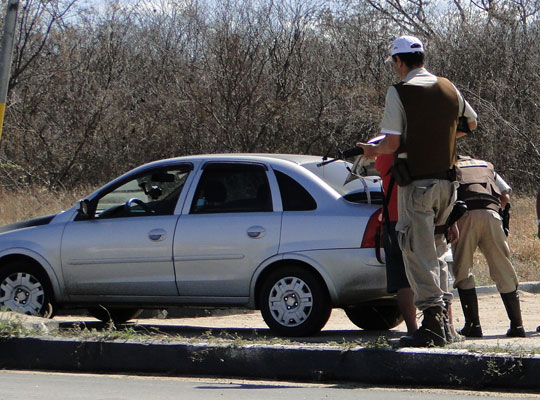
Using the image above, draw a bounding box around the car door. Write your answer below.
[173,162,281,298]
[61,164,192,297]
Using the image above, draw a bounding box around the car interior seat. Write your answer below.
[203,179,227,207]
[256,184,272,211]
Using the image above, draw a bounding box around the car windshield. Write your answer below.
[95,167,191,217]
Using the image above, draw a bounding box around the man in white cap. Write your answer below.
[357,35,477,347]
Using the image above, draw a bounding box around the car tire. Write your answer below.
[345,303,403,330]
[0,261,55,318]
[87,307,143,324]
[259,266,331,337]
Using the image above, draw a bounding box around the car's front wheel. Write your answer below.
[0,262,55,318]
[345,302,403,330]
[87,307,143,324]
[259,266,331,337]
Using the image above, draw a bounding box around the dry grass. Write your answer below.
[0,188,538,286]
[472,196,540,285]
[0,186,93,226]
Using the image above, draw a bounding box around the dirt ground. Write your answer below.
[118,287,540,352]
[49,285,540,352]
[169,291,539,333]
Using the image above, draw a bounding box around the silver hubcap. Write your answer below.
[268,276,313,327]
[0,272,45,315]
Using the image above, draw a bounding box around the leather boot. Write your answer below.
[501,290,526,337]
[399,306,447,347]
[457,288,483,337]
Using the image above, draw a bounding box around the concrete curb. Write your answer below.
[0,336,539,390]
[1,283,540,390]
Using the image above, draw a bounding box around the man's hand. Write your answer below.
[356,134,400,159]
[500,191,510,209]
[356,142,378,159]
[446,222,459,244]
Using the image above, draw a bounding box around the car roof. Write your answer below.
[150,153,323,164]
[131,154,327,174]
[82,153,381,208]
[148,153,381,196]
[93,154,328,195]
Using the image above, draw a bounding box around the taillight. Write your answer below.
[361,208,383,248]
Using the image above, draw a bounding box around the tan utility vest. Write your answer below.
[456,157,501,211]
[394,77,459,177]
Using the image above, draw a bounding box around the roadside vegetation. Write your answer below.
[0,0,538,193]
[0,0,538,282]
[0,0,537,354]
[2,310,539,357]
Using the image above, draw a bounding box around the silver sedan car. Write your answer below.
[0,154,401,336]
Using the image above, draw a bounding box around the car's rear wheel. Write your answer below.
[0,262,55,318]
[87,307,143,324]
[259,266,331,337]
[345,302,403,330]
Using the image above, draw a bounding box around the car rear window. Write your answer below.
[274,170,317,211]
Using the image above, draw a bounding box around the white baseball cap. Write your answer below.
[386,35,424,62]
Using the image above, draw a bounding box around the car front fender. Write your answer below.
[0,246,66,303]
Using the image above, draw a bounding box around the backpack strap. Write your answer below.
[382,174,396,247]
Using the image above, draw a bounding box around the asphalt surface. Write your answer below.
[1,283,540,392]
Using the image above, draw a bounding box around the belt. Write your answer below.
[411,168,456,182]
[465,199,500,211]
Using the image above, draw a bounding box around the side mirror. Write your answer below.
[77,199,91,219]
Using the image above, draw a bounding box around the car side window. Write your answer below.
[190,163,272,214]
[92,165,191,219]
[274,170,317,211]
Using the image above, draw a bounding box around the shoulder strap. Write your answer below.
[382,175,395,224]
[380,173,395,251]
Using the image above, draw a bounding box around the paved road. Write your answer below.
[0,370,537,400]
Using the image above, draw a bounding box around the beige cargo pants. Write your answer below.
[451,209,518,294]
[396,179,457,311]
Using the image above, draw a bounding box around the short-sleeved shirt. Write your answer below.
[495,173,511,194]
[380,67,478,141]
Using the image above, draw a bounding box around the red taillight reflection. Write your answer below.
[361,208,383,248]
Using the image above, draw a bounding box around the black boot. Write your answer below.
[457,288,483,337]
[501,290,526,337]
[399,306,447,347]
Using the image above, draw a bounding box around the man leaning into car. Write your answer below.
[452,156,525,339]
[358,35,477,347]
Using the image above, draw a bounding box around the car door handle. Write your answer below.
[247,226,266,239]
[148,229,167,241]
